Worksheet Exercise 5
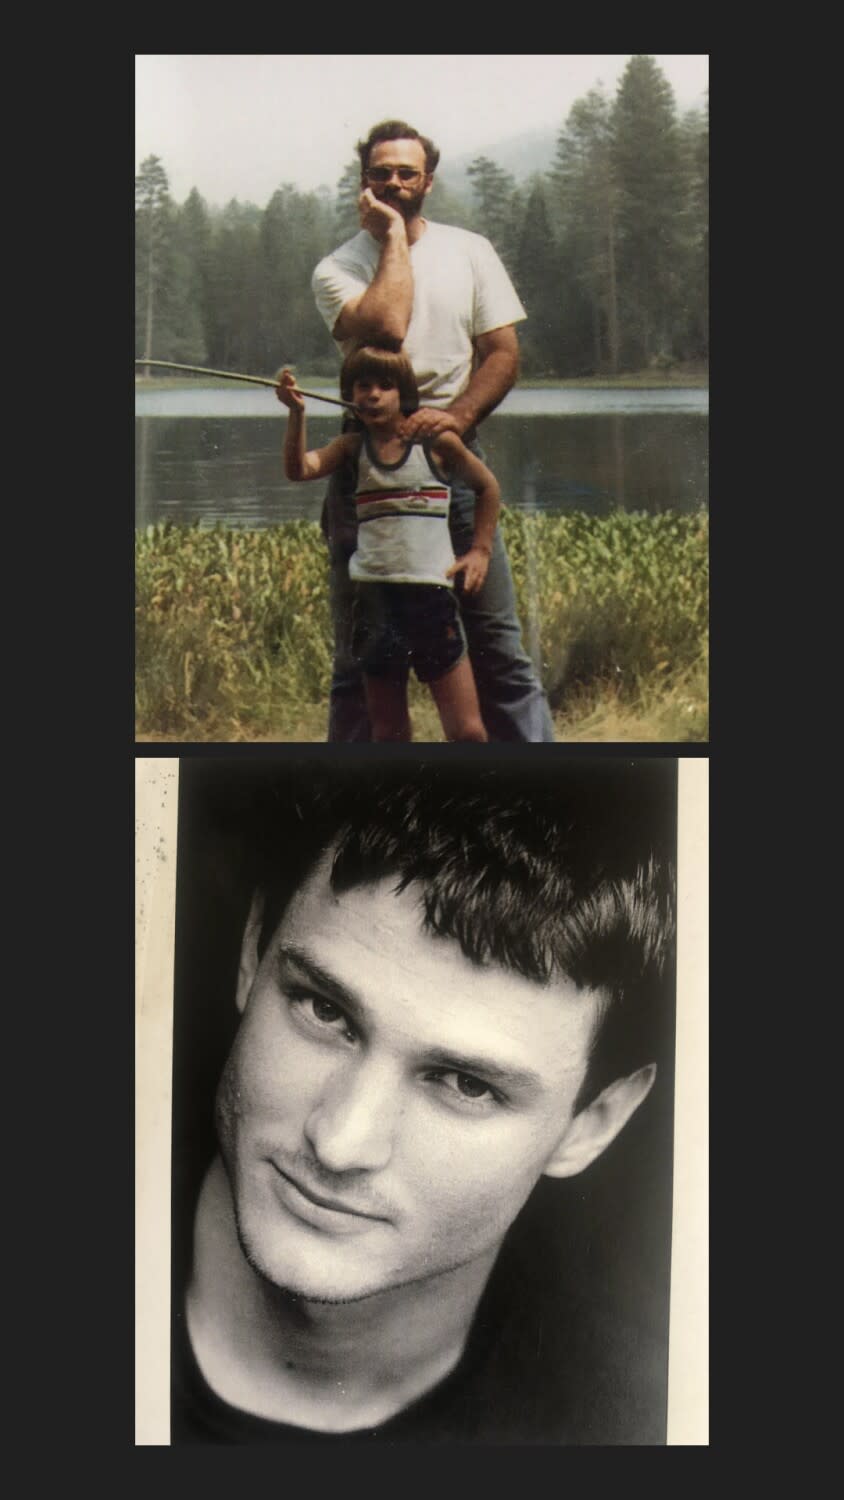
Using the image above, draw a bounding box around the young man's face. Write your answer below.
[215,856,605,1305]
[362,137,432,221]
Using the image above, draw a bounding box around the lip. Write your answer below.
[270,1163,387,1233]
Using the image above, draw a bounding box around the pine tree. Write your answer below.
[466,156,518,268]
[550,87,619,374]
[425,176,475,230]
[135,155,173,364]
[258,185,338,373]
[611,55,684,367]
[174,188,213,364]
[335,159,362,243]
[675,99,708,361]
[204,201,263,370]
[514,180,561,374]
[504,186,526,278]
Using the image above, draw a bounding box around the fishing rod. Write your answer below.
[134,359,359,411]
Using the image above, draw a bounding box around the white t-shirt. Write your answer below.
[312,220,527,408]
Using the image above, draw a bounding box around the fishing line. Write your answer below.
[134,359,359,411]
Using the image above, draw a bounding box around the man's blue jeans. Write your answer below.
[323,436,555,743]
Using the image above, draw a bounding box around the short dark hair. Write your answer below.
[252,766,676,1111]
[340,344,419,415]
[356,119,440,176]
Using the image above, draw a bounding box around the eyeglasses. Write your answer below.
[365,167,424,184]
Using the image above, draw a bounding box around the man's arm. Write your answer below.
[400,326,520,441]
[332,190,413,347]
[434,433,501,596]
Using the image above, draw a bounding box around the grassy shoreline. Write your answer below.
[136,510,708,744]
[135,366,709,393]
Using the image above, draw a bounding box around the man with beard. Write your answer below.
[171,763,676,1443]
[310,120,555,743]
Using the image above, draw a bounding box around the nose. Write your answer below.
[304,1060,401,1175]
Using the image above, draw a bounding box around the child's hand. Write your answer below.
[447,546,491,596]
[275,368,305,412]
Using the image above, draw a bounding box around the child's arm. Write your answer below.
[276,368,357,480]
[431,433,502,596]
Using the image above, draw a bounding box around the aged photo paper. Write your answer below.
[135,758,179,1443]
[134,756,708,1445]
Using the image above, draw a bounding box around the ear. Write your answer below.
[235,889,265,1014]
[543,1064,657,1180]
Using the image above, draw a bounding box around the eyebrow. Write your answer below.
[278,944,364,1013]
[419,1048,543,1098]
[277,944,544,1098]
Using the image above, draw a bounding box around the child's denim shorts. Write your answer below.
[351,582,467,683]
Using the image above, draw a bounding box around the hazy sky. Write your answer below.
[135,54,709,207]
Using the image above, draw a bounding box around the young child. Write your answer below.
[276,345,502,743]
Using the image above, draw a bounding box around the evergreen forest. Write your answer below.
[136,56,708,381]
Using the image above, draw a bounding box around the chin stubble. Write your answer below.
[230,1197,494,1309]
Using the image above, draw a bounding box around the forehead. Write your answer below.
[352,369,396,382]
[268,857,600,1093]
[368,137,428,171]
[353,379,397,396]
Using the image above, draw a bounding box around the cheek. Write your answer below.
[400,1116,552,1245]
[215,1007,326,1147]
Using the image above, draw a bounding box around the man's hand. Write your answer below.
[399,407,465,442]
[275,368,305,412]
[359,189,407,242]
[447,545,492,596]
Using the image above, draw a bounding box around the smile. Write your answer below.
[270,1163,388,1231]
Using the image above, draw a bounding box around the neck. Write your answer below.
[186,1155,498,1433]
[366,422,404,452]
[405,213,427,247]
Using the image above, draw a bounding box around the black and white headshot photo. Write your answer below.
[162,756,681,1444]
[133,51,709,1453]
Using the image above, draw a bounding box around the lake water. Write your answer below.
[135,385,708,529]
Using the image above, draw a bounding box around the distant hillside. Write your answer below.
[439,127,559,194]
[437,94,706,195]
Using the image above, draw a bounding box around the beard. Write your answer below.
[378,186,428,221]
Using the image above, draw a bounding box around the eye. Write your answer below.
[453,1072,489,1098]
[289,991,357,1043]
[426,1069,501,1108]
[312,997,343,1024]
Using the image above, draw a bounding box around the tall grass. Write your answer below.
[135,510,708,741]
